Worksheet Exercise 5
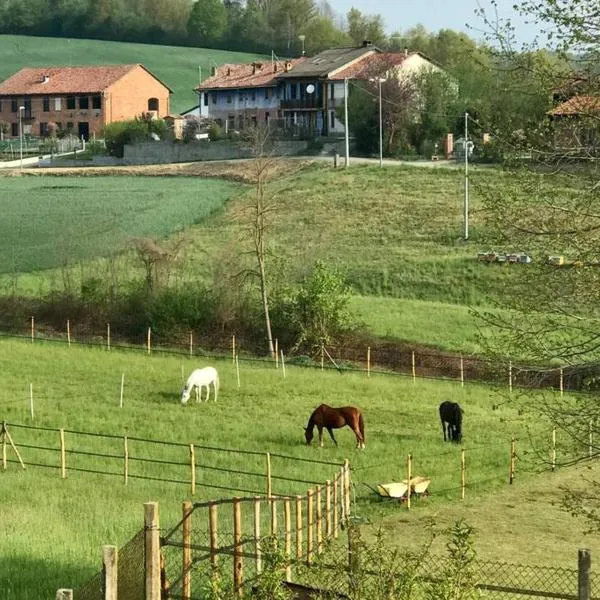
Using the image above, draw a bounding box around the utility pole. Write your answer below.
[464,111,469,240]
[344,78,350,168]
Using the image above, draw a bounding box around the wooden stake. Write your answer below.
[147,327,151,355]
[182,501,192,600]
[266,452,272,498]
[295,495,303,559]
[551,428,556,472]
[461,448,465,500]
[411,351,416,383]
[144,502,161,600]
[120,373,124,409]
[321,345,324,371]
[281,350,286,378]
[254,497,262,574]
[3,425,25,469]
[589,420,593,460]
[509,361,513,395]
[367,346,371,378]
[29,383,34,420]
[209,503,218,570]
[107,323,111,351]
[460,355,464,387]
[325,480,332,538]
[316,485,323,553]
[103,545,118,600]
[235,352,240,389]
[233,498,243,597]
[406,454,412,510]
[189,444,196,496]
[306,489,314,565]
[124,436,129,485]
[344,459,351,519]
[31,316,34,343]
[340,468,346,523]
[60,428,66,479]
[333,475,339,538]
[509,437,516,484]
[275,339,279,368]
[284,497,292,582]
[2,422,6,471]
[66,320,71,347]
[189,331,193,358]
[232,334,236,365]
[271,496,278,536]
[560,368,564,397]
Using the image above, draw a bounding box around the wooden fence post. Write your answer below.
[2,422,6,471]
[333,475,339,538]
[31,316,35,343]
[367,346,371,378]
[266,452,272,497]
[209,503,218,571]
[59,428,66,479]
[124,436,129,485]
[509,438,516,485]
[29,383,34,420]
[339,468,346,523]
[411,351,416,383]
[103,545,118,600]
[461,448,466,500]
[321,345,324,371]
[275,339,279,368]
[281,350,286,378]
[67,320,71,347]
[144,502,161,600]
[589,420,593,460]
[189,444,196,496]
[254,497,262,574]
[120,373,124,409]
[284,497,292,582]
[233,498,243,597]
[578,549,591,600]
[316,485,323,553]
[189,331,193,358]
[460,355,464,387]
[295,495,303,559]
[552,428,556,472]
[344,459,351,518]
[325,480,332,538]
[406,454,412,510]
[306,489,314,565]
[107,323,111,351]
[271,496,278,536]
[509,361,513,395]
[560,368,564,397]
[147,327,151,355]
[56,590,73,600]
[182,501,192,600]
[232,335,236,365]
[235,352,240,389]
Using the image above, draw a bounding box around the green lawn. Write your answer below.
[0,34,266,113]
[0,176,240,274]
[0,338,588,597]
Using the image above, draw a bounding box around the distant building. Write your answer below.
[0,64,172,140]
[196,43,442,137]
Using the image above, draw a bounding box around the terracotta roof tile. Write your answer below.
[0,64,171,95]
[197,59,307,91]
[328,52,412,81]
[550,96,600,116]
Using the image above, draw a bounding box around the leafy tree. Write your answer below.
[187,0,227,45]
[346,7,386,46]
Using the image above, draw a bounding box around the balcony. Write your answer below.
[280,97,323,110]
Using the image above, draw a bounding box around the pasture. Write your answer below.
[0,34,266,113]
[0,337,592,598]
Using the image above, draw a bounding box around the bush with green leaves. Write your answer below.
[103,115,168,157]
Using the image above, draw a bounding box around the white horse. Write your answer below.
[180,367,219,404]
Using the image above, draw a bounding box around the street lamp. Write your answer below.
[298,34,306,56]
[369,78,387,167]
[18,105,25,170]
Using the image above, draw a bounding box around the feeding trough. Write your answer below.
[368,476,431,501]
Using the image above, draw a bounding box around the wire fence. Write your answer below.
[0,317,592,397]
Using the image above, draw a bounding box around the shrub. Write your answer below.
[103,115,168,157]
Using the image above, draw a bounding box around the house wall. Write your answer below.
[394,54,441,78]
[104,65,170,124]
[200,88,279,123]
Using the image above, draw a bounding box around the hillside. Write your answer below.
[0,35,267,113]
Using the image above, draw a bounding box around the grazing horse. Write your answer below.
[304,404,365,449]
[439,401,463,443]
[181,367,219,404]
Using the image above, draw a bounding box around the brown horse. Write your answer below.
[304,404,365,449]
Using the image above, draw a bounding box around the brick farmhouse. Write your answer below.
[0,64,172,140]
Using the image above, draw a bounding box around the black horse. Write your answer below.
[439,401,463,443]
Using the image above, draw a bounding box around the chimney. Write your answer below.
[41,74,49,84]
[210,66,217,77]
[227,67,231,76]
[274,62,278,73]
[362,40,372,47]
[252,63,256,74]
[284,61,291,72]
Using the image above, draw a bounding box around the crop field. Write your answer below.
[0,176,240,274]
[0,35,266,113]
[0,337,594,598]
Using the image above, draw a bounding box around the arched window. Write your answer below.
[148,98,159,111]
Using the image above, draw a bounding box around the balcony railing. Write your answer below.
[280,97,322,110]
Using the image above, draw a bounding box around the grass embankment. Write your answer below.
[0,339,589,597]
[0,34,266,113]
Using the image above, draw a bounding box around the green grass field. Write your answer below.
[0,176,239,274]
[0,337,591,598]
[0,34,266,113]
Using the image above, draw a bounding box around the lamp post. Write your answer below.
[298,34,306,56]
[378,78,384,167]
[18,105,25,170]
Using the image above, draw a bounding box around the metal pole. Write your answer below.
[344,78,350,168]
[464,111,469,240]
[19,107,24,170]
[379,78,383,167]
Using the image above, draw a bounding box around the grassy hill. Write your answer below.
[0,35,267,113]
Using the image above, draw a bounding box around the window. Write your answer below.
[11,99,18,112]
[66,96,76,110]
[54,97,62,111]
[23,97,31,113]
[239,91,244,101]
[290,84,297,99]
[43,97,50,112]
[330,110,335,129]
[211,93,217,104]
[227,115,235,131]
[330,84,335,100]
[227,94,232,104]
[66,121,74,131]
[92,95,101,110]
[265,88,270,100]
[11,122,18,136]
[238,115,244,129]
[39,122,49,137]
[79,96,89,109]
[148,98,159,111]
[203,93,208,106]
[251,91,255,102]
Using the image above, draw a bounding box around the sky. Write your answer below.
[329,0,540,44]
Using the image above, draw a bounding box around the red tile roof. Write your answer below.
[550,96,600,116]
[197,59,307,91]
[0,64,172,95]
[328,52,413,81]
